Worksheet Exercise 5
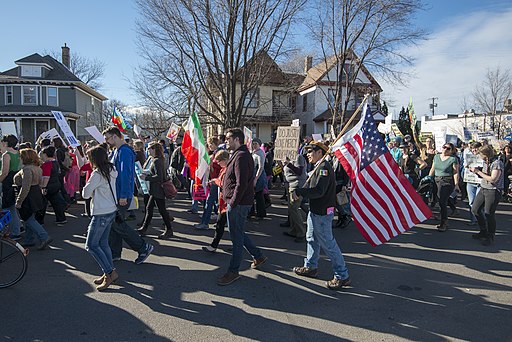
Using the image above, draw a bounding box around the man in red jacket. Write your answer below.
[217,128,267,286]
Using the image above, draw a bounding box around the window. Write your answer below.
[91,97,95,112]
[243,89,259,108]
[302,94,308,112]
[21,65,42,77]
[47,87,58,106]
[22,86,37,105]
[5,86,13,104]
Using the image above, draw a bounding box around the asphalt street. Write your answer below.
[2,189,511,341]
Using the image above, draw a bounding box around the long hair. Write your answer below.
[88,146,114,180]
[148,141,165,159]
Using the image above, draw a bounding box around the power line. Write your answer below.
[429,97,438,116]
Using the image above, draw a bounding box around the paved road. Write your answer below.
[2,190,512,341]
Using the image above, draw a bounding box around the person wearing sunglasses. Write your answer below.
[429,142,460,231]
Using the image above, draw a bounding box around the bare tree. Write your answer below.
[473,67,512,138]
[129,106,173,138]
[134,0,305,128]
[305,0,426,131]
[45,50,106,90]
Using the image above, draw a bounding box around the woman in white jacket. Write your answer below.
[82,146,119,291]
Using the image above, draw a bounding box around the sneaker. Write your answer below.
[251,256,268,269]
[134,243,154,264]
[38,238,53,250]
[293,266,318,278]
[472,231,487,240]
[202,246,217,253]
[210,214,218,221]
[194,223,209,230]
[482,236,494,246]
[55,220,67,226]
[112,256,122,262]
[326,277,351,290]
[217,271,241,286]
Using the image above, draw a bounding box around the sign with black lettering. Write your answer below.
[274,126,300,161]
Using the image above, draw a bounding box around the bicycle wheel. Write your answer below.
[0,239,28,288]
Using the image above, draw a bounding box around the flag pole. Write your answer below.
[303,94,370,184]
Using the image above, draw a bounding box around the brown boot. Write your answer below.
[96,270,118,291]
[93,274,106,285]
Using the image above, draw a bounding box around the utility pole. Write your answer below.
[429,97,438,116]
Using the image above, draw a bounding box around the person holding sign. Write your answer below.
[464,142,483,225]
[470,146,505,246]
[0,135,23,239]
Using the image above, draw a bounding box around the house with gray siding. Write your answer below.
[0,45,107,144]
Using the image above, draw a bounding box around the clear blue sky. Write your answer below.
[1,0,511,116]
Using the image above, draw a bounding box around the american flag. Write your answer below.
[331,104,432,246]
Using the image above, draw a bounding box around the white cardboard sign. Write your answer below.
[84,126,106,143]
[51,111,80,147]
[0,122,17,137]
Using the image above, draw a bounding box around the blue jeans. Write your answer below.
[86,211,116,274]
[109,202,146,258]
[23,214,49,244]
[466,183,481,223]
[7,205,22,236]
[304,212,349,280]
[200,184,218,225]
[227,204,263,273]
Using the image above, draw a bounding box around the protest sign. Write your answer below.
[133,124,142,137]
[291,119,300,127]
[134,161,150,195]
[166,123,181,141]
[446,134,458,145]
[463,154,484,184]
[0,122,17,137]
[51,111,80,147]
[244,126,252,148]
[39,128,66,146]
[419,132,433,143]
[434,128,447,153]
[84,126,106,143]
[274,126,300,161]
[312,133,323,141]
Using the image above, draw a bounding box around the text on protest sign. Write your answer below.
[51,111,80,147]
[463,154,484,184]
[274,126,300,161]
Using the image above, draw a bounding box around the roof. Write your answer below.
[0,53,107,101]
[236,51,305,89]
[15,53,53,68]
[0,106,81,119]
[297,51,382,93]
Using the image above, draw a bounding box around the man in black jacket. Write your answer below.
[217,128,267,286]
[292,141,351,290]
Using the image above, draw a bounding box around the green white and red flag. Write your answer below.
[181,112,210,183]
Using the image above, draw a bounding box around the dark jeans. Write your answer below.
[251,190,266,218]
[109,203,146,258]
[210,212,227,249]
[227,204,263,273]
[436,177,455,222]
[36,191,67,223]
[471,188,501,237]
[142,196,173,230]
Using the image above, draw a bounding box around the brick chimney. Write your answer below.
[304,56,313,73]
[61,43,70,69]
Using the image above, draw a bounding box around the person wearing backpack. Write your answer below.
[52,137,72,204]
